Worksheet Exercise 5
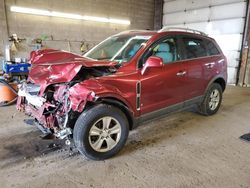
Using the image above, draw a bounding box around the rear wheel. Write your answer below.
[198,83,222,116]
[73,104,129,160]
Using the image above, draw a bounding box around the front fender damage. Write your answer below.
[69,83,96,112]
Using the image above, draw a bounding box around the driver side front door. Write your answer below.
[138,36,187,118]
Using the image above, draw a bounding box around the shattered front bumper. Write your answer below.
[17,81,97,139]
[17,83,44,107]
[16,82,57,130]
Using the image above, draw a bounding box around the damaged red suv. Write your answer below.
[17,28,227,160]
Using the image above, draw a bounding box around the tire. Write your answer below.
[73,104,129,160]
[198,83,223,116]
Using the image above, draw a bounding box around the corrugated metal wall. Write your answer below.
[163,0,247,84]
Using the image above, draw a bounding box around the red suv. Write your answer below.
[17,28,227,160]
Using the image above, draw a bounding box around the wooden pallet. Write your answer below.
[238,47,249,87]
[245,58,250,87]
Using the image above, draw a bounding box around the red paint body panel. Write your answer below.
[82,71,139,116]
[29,63,82,94]
[68,83,95,112]
[139,62,186,114]
[30,49,118,67]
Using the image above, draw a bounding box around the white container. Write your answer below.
[5,45,11,62]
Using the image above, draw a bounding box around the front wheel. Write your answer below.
[73,104,129,160]
[198,83,223,116]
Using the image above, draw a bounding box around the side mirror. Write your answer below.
[141,56,163,75]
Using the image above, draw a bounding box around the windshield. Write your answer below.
[84,35,151,63]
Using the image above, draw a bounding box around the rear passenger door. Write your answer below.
[203,39,223,84]
[179,36,211,101]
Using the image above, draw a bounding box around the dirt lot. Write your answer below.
[0,86,250,188]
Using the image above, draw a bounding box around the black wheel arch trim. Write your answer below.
[205,75,226,94]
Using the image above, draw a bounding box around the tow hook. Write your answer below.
[54,128,72,139]
[65,139,71,146]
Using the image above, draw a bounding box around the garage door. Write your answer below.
[163,0,247,84]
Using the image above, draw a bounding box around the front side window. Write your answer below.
[84,35,151,64]
[140,37,179,67]
[182,37,207,59]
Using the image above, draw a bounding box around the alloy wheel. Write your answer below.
[88,116,121,152]
[209,89,220,110]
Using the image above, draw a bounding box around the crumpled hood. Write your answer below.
[27,49,117,93]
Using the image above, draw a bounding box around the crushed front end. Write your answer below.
[16,49,116,140]
[17,82,95,140]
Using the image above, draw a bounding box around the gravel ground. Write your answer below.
[0,86,250,188]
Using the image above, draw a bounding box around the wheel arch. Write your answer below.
[91,97,136,130]
[213,77,226,92]
[206,76,226,93]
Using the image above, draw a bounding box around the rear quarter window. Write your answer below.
[205,39,220,56]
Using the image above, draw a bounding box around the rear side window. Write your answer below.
[205,40,220,56]
[182,37,207,59]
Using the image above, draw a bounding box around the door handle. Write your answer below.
[176,71,187,76]
[205,62,215,69]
